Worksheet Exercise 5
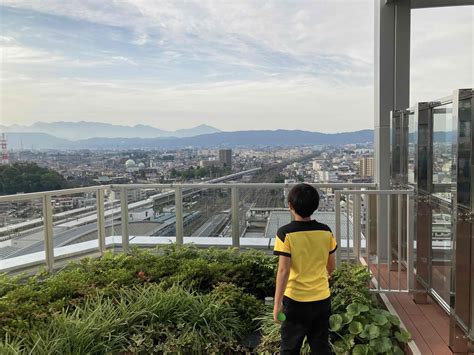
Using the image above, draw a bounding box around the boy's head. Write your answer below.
[287,183,319,218]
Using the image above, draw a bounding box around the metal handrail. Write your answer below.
[1,181,378,273]
[335,189,414,294]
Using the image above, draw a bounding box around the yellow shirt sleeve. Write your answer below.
[273,230,291,257]
[329,233,337,254]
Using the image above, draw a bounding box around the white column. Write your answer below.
[374,0,410,260]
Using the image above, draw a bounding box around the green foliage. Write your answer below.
[210,283,265,333]
[1,285,246,354]
[0,247,275,339]
[0,162,67,195]
[330,262,375,313]
[0,249,410,354]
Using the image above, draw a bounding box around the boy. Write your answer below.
[273,183,337,355]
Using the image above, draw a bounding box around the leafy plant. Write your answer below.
[1,248,410,354]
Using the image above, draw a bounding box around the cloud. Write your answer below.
[0,75,373,132]
[410,6,473,103]
[1,1,471,131]
[0,35,64,63]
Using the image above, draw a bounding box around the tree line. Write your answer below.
[0,162,67,195]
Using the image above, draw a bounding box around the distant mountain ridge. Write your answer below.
[0,122,221,140]
[5,129,374,150]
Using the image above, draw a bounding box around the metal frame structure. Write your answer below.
[377,0,472,349]
[390,89,474,352]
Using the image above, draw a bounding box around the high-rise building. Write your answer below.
[359,157,374,177]
[1,133,9,165]
[218,149,232,169]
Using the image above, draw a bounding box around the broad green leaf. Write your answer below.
[392,345,405,355]
[367,324,380,340]
[369,337,392,353]
[352,344,369,355]
[371,314,388,326]
[388,314,401,326]
[342,313,354,325]
[359,327,369,339]
[330,314,343,332]
[379,326,390,337]
[333,339,349,353]
[349,321,364,335]
[395,328,411,343]
[347,303,370,317]
[342,333,356,348]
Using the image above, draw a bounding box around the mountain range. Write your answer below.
[0,122,221,140]
[4,129,374,150]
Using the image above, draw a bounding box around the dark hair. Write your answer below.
[287,183,319,218]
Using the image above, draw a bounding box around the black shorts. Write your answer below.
[280,296,332,355]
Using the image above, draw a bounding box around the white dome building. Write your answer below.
[125,159,137,172]
[138,162,145,169]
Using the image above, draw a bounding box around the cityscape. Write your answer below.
[0,130,375,260]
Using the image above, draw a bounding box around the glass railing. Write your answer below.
[390,88,474,347]
[1,182,382,274]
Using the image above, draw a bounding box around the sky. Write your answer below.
[0,1,472,132]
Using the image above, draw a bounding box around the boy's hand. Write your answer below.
[273,303,283,323]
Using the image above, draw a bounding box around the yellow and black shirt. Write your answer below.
[273,220,337,302]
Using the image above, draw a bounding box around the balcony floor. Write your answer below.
[370,264,453,355]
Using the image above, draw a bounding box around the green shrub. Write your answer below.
[0,246,276,334]
[0,248,409,354]
[210,282,265,333]
[1,284,247,354]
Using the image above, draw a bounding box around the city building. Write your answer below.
[218,149,232,169]
[359,157,374,177]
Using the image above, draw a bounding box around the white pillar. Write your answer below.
[374,0,410,260]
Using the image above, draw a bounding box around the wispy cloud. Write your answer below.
[0,1,472,131]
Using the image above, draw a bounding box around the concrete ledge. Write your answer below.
[0,236,275,274]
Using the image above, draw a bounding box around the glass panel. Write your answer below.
[51,191,98,265]
[430,197,453,306]
[457,98,472,209]
[184,188,231,238]
[408,112,417,185]
[0,198,44,264]
[147,187,176,238]
[429,103,455,308]
[239,187,286,240]
[432,104,454,196]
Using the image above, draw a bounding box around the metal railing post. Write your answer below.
[120,187,129,252]
[407,193,414,292]
[335,191,341,266]
[366,193,372,274]
[376,193,381,291]
[397,193,403,291]
[387,194,392,291]
[231,186,240,248]
[42,194,54,272]
[97,188,106,255]
[354,194,361,263]
[175,187,183,245]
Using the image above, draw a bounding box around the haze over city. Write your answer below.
[1,1,472,132]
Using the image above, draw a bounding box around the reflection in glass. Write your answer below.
[430,198,453,306]
[408,112,416,185]
[432,104,453,196]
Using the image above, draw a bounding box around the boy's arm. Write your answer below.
[327,253,336,277]
[273,255,291,323]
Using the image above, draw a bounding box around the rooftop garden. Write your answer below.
[0,246,410,354]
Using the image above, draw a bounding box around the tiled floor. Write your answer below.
[369,264,454,355]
